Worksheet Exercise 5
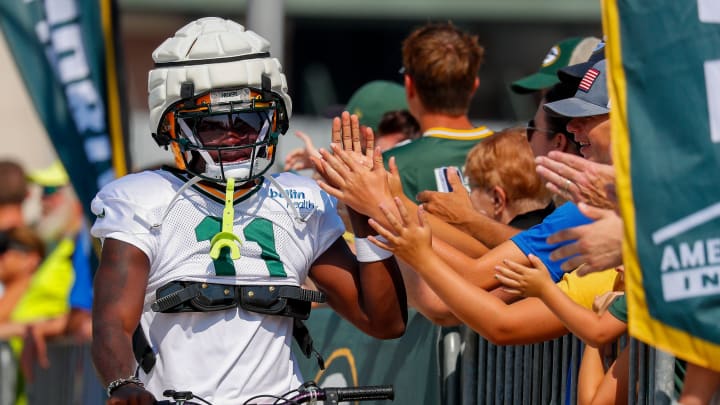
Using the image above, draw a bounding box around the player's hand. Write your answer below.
[313,112,375,186]
[315,141,393,220]
[107,383,156,405]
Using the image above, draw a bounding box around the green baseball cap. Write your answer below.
[346,80,407,132]
[511,36,601,94]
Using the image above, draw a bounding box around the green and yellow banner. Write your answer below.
[0,0,129,220]
[605,0,720,370]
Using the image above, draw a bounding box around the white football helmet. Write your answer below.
[148,17,292,183]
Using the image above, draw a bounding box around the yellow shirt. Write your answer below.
[556,268,622,310]
[11,237,75,322]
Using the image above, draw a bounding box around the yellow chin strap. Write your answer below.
[209,177,242,260]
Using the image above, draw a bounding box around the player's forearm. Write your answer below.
[348,208,407,337]
[91,240,150,384]
[357,259,407,338]
[91,319,138,384]
[347,206,380,238]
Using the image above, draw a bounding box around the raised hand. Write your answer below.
[535,151,616,210]
[332,111,374,166]
[315,142,393,220]
[312,112,375,187]
[417,168,479,226]
[367,197,433,267]
[547,203,623,275]
[493,254,554,298]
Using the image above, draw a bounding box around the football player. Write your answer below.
[90,17,406,404]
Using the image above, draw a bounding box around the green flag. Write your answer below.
[606,0,720,370]
[0,0,129,220]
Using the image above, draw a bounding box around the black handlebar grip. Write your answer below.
[333,385,394,401]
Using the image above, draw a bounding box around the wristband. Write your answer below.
[355,236,393,262]
[106,376,144,397]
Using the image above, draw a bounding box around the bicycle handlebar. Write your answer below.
[155,382,394,404]
[294,385,394,403]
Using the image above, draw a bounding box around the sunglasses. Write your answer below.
[526,119,555,141]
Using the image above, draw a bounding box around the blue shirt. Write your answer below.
[69,227,93,311]
[510,202,592,282]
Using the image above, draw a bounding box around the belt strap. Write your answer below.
[294,318,325,370]
[151,282,326,313]
[277,285,326,304]
[151,283,202,312]
[132,325,156,374]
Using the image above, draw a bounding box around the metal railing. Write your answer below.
[0,331,697,405]
[446,325,679,405]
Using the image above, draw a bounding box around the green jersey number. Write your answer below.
[195,216,286,277]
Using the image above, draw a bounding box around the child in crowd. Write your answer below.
[494,255,628,405]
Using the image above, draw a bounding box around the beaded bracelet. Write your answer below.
[106,376,144,397]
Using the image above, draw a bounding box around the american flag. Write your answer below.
[578,68,600,92]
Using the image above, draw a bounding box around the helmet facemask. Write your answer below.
[161,85,287,184]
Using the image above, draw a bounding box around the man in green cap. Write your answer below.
[511,36,601,95]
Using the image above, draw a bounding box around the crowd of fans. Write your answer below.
[301,22,718,405]
[0,160,92,404]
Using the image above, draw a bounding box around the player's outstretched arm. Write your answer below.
[309,211,407,339]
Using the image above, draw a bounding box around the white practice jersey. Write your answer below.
[90,169,344,404]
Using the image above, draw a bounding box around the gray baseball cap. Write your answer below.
[557,40,605,84]
[543,59,610,118]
